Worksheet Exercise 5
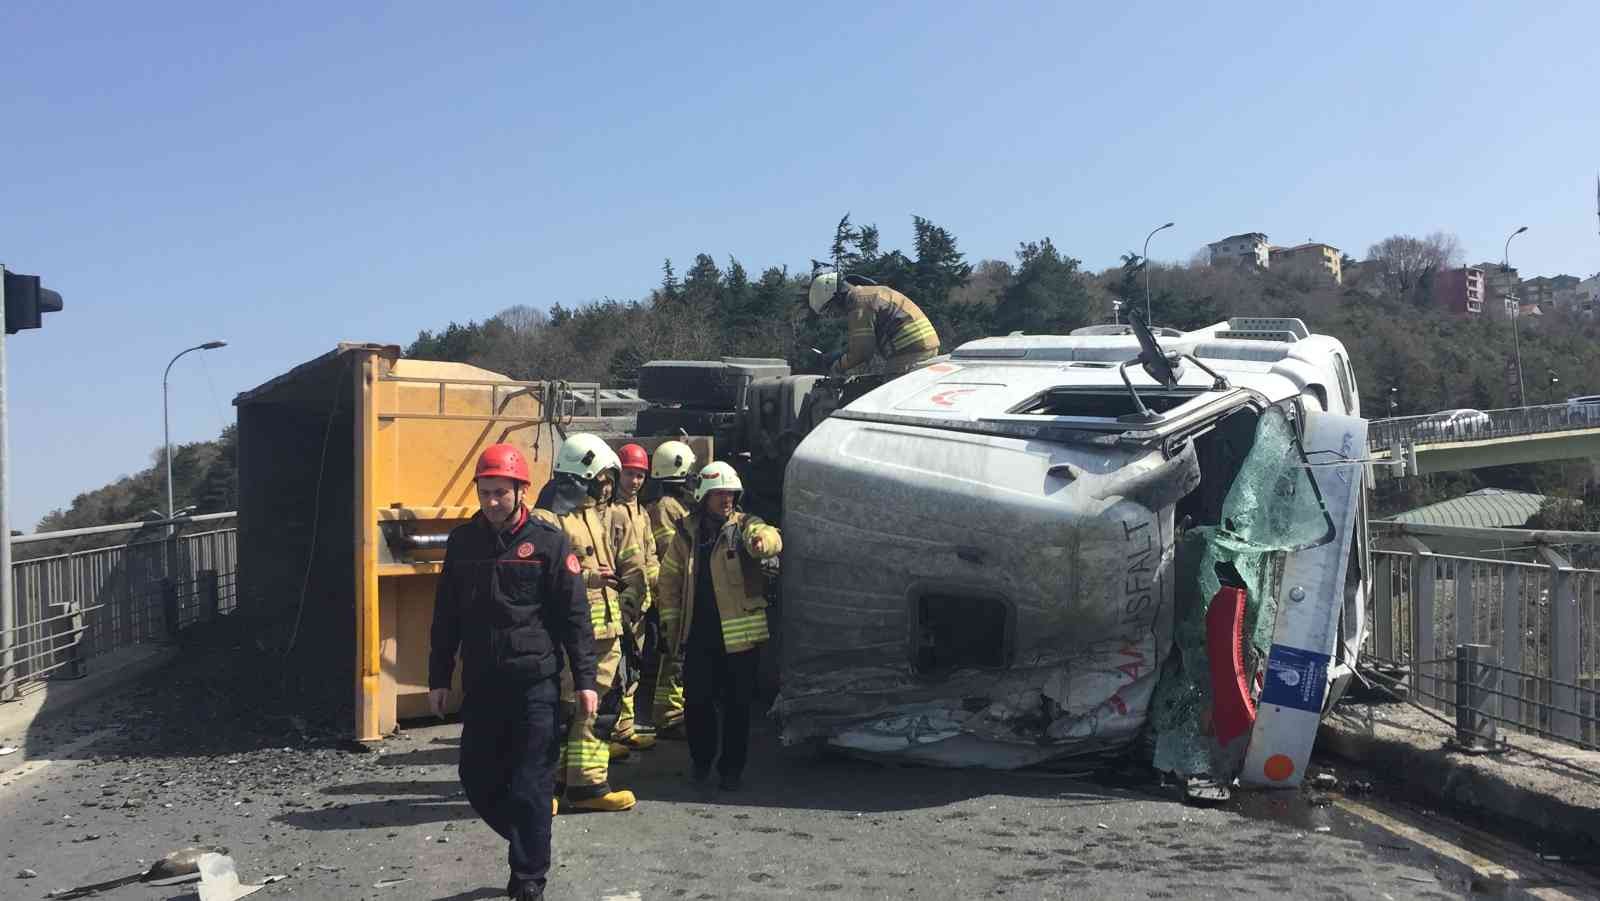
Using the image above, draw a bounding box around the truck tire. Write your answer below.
[637,361,742,408]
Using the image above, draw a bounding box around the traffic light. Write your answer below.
[3,268,64,334]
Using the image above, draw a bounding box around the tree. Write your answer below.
[1366,232,1463,302]
[993,239,1092,335]
[910,216,973,316]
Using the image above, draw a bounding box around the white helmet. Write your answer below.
[808,271,842,315]
[651,440,697,480]
[554,433,620,481]
[692,461,743,503]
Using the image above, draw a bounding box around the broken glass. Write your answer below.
[1151,406,1334,780]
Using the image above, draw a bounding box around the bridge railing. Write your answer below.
[1,514,237,699]
[1366,402,1600,455]
[1367,531,1599,751]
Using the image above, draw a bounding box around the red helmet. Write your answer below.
[618,443,650,473]
[475,443,531,485]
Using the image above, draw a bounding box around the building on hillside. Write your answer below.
[1474,262,1521,315]
[1572,274,1600,316]
[1207,232,1271,268]
[1268,242,1343,284]
[1522,275,1579,309]
[1431,266,1485,315]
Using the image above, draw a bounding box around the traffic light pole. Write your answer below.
[0,270,14,700]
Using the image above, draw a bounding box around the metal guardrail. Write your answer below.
[1367,401,1600,455]
[1,517,237,697]
[1367,542,1599,750]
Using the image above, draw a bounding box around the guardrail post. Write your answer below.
[161,578,180,641]
[1454,560,1475,648]
[1500,565,1523,729]
[1540,547,1581,742]
[1373,554,1395,661]
[199,569,219,621]
[1451,643,1497,752]
[1404,536,1437,705]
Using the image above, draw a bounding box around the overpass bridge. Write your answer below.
[1367,402,1600,479]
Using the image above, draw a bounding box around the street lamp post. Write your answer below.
[163,341,227,527]
[1143,221,1175,324]
[1504,226,1528,406]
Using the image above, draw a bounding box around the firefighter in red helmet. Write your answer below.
[608,443,659,753]
[428,442,596,901]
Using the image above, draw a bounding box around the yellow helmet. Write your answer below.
[692,461,743,503]
[651,439,697,480]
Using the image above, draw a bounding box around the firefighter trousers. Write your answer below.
[559,635,621,798]
[684,645,759,778]
[458,675,560,894]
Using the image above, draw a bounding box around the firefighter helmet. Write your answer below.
[554,433,620,481]
[808,270,842,315]
[693,461,743,503]
[650,440,697,480]
[618,443,650,473]
[475,443,531,485]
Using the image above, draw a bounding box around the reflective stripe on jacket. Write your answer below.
[656,510,782,655]
[532,498,645,641]
[838,285,940,372]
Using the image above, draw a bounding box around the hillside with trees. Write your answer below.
[40,217,1600,530]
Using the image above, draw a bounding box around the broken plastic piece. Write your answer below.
[196,853,267,901]
[1205,585,1256,745]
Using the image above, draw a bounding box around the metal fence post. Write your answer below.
[1454,560,1475,647]
[161,578,180,641]
[200,569,218,621]
[1540,547,1581,742]
[1404,536,1437,706]
[1452,643,1497,752]
[1374,554,1395,661]
[1500,564,1523,729]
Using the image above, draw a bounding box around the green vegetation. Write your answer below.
[40,217,1600,532]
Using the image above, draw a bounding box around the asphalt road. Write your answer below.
[2,632,1594,900]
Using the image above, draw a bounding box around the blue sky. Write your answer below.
[3,1,1598,530]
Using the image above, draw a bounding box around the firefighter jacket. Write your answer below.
[647,492,691,639]
[657,510,782,656]
[427,508,596,693]
[611,496,659,613]
[836,284,940,373]
[532,498,646,642]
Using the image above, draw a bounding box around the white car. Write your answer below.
[1567,395,1600,421]
[1418,408,1491,439]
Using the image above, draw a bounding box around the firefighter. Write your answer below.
[428,443,594,901]
[645,439,696,736]
[532,433,645,813]
[608,442,659,754]
[808,270,940,377]
[656,461,782,790]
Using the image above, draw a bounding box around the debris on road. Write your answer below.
[373,876,411,888]
[45,846,227,899]
[194,853,276,901]
[18,867,38,878]
[0,746,18,756]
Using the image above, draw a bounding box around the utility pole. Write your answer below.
[1505,226,1529,407]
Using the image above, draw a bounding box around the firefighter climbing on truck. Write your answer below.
[532,433,647,813]
[808,269,940,377]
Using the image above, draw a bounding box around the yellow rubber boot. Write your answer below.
[552,797,559,816]
[566,789,637,812]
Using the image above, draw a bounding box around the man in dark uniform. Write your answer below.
[429,443,597,901]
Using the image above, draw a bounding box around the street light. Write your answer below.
[1504,226,1528,406]
[1143,221,1175,324]
[163,341,227,527]
[1387,386,1399,416]
[1548,370,1561,404]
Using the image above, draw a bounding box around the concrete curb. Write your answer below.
[0,644,178,741]
[1318,704,1600,856]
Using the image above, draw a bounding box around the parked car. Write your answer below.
[1416,408,1491,439]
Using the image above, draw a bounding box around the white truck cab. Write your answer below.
[775,318,1369,788]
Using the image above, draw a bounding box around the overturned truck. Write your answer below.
[773,317,1369,789]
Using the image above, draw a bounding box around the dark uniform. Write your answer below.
[429,506,595,899]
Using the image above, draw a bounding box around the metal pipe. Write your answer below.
[1142,222,1175,324]
[11,511,236,545]
[1503,226,1528,406]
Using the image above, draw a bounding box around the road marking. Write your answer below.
[0,727,115,797]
